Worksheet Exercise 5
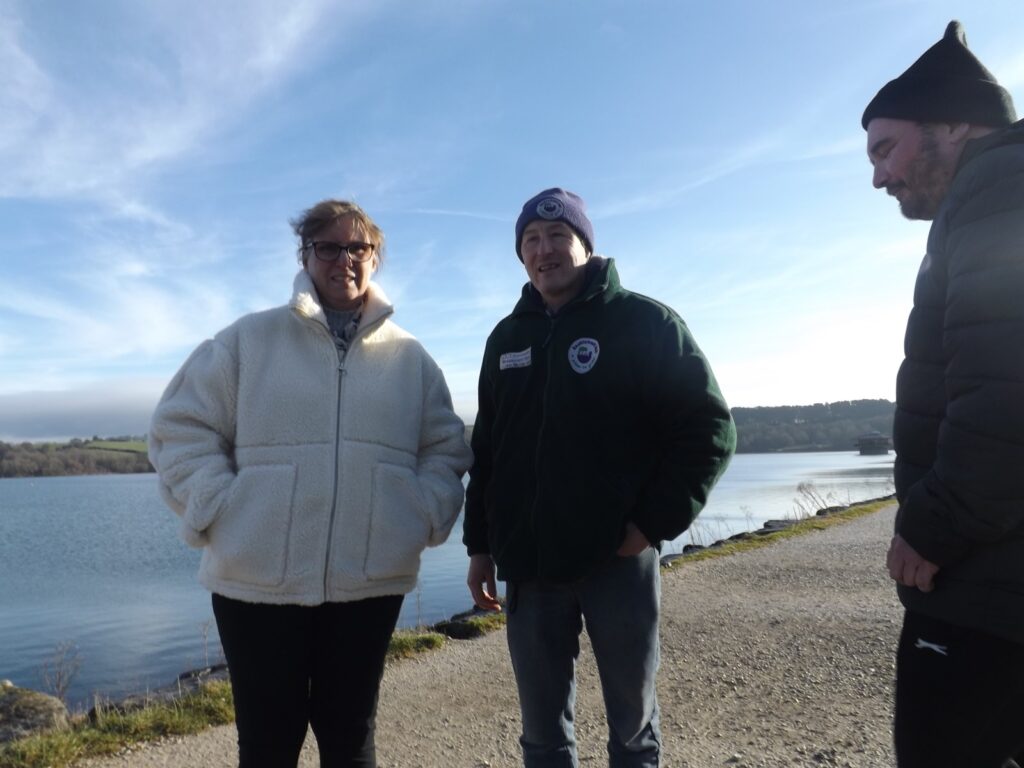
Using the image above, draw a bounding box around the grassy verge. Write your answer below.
[0,629,450,768]
[386,629,446,660]
[660,498,894,569]
[0,681,234,768]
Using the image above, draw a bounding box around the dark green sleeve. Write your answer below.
[630,319,736,545]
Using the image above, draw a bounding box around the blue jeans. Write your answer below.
[505,548,662,768]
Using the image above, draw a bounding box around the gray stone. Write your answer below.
[0,683,71,743]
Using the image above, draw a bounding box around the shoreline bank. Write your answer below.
[80,494,898,716]
[2,498,904,768]
[74,501,901,767]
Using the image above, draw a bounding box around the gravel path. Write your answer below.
[81,504,901,768]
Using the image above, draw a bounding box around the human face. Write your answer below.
[521,220,590,312]
[303,216,378,311]
[867,118,958,221]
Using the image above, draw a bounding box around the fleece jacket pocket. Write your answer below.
[206,463,298,587]
[364,462,430,580]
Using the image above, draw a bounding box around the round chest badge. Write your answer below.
[568,338,600,374]
[536,197,564,220]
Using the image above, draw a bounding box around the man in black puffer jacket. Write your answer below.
[863,21,1024,768]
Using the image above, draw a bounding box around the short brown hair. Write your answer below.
[290,200,386,269]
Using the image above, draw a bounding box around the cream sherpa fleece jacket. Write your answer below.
[149,270,472,605]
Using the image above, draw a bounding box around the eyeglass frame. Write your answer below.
[303,240,377,264]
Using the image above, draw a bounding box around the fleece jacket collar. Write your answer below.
[289,269,394,338]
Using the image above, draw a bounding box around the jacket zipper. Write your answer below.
[322,336,349,602]
[529,312,557,574]
[523,285,602,577]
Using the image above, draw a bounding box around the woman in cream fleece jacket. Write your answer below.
[148,200,471,768]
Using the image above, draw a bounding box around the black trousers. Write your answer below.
[212,592,403,768]
[895,609,1024,768]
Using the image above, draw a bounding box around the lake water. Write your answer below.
[0,451,893,709]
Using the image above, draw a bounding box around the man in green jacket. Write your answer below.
[464,187,735,767]
[863,21,1024,768]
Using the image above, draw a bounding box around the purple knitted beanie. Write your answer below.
[514,188,595,261]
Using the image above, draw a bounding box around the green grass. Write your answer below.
[460,612,506,634]
[0,681,234,768]
[660,499,894,569]
[0,631,457,768]
[386,629,446,659]
[84,441,148,454]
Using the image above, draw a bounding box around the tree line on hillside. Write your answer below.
[732,399,895,453]
[2,399,895,478]
[0,438,153,478]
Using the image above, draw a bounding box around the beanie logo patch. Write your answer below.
[536,198,565,220]
[568,338,600,374]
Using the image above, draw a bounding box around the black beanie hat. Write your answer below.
[861,20,1016,130]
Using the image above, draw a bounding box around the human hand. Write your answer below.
[886,533,940,592]
[467,554,501,611]
[616,521,652,557]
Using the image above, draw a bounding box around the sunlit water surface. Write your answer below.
[0,451,892,708]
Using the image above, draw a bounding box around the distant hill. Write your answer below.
[3,400,898,478]
[732,399,894,453]
[0,436,152,478]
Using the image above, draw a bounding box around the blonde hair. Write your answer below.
[290,200,386,269]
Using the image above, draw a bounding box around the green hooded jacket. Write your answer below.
[463,257,736,583]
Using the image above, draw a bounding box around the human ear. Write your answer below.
[946,122,971,144]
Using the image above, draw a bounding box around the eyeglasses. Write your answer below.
[305,241,375,263]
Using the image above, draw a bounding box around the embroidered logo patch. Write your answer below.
[536,197,564,220]
[568,338,600,374]
[500,347,532,370]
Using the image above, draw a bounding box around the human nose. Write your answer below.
[872,163,889,190]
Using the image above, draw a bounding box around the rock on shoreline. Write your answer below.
[0,679,70,744]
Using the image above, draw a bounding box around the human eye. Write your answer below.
[314,242,342,261]
[870,140,893,163]
[348,242,372,259]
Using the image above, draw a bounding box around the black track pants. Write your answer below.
[212,592,403,768]
[895,610,1024,768]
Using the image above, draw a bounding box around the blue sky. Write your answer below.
[1,1,1022,441]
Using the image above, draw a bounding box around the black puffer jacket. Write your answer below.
[894,119,1024,643]
[463,257,735,583]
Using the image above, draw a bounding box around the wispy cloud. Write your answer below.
[406,208,508,222]
[592,135,784,220]
[0,11,51,157]
[0,0,354,207]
